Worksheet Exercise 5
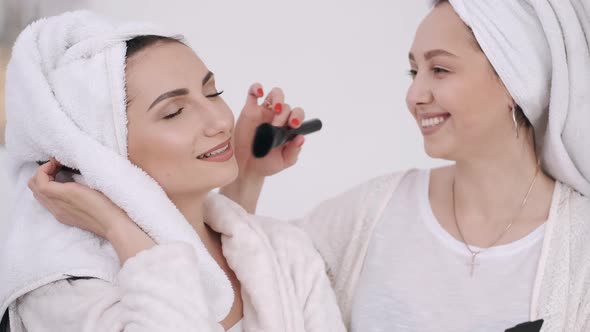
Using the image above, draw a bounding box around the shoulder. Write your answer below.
[564,188,590,310]
[568,189,590,221]
[553,184,590,287]
[303,169,418,220]
[565,187,590,252]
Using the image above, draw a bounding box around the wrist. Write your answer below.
[220,173,265,214]
[235,171,265,189]
[104,212,136,243]
[104,213,156,265]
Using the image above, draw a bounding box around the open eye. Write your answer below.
[433,66,450,74]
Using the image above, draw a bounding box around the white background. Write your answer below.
[0,0,448,226]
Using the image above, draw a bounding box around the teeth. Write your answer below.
[421,116,446,128]
[197,144,229,159]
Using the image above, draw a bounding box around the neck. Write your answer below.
[453,132,544,221]
[170,192,213,242]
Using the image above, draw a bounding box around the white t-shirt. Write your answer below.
[227,319,242,332]
[351,169,548,332]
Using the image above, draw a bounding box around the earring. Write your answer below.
[512,106,519,139]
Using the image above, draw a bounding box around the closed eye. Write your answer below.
[206,90,224,98]
[163,108,183,120]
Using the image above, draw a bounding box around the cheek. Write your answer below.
[127,121,193,172]
[218,100,235,129]
[434,77,499,133]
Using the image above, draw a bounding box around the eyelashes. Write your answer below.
[432,67,449,74]
[406,67,449,79]
[163,108,183,120]
[206,90,224,98]
[162,90,224,120]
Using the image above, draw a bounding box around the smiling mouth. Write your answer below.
[197,142,230,160]
[421,115,447,128]
[419,112,451,129]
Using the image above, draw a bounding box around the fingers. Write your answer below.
[287,107,305,129]
[244,83,265,111]
[262,87,285,115]
[38,158,62,181]
[29,158,64,199]
[269,104,305,129]
[271,103,292,127]
[243,83,305,130]
[281,135,305,167]
[29,170,62,199]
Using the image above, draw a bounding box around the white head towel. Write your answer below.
[0,10,233,320]
[432,0,590,196]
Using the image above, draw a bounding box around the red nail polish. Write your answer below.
[274,103,282,114]
[257,88,263,97]
[290,118,300,127]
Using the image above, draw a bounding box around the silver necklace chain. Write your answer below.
[451,165,540,277]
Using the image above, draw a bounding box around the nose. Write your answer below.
[201,100,233,138]
[406,72,434,110]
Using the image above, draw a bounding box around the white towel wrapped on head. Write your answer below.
[1,10,233,321]
[433,0,590,196]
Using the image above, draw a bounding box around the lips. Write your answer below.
[197,139,231,160]
[417,112,451,135]
[421,115,447,128]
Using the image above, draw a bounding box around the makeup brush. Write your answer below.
[252,118,322,158]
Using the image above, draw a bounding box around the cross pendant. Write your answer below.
[468,252,480,277]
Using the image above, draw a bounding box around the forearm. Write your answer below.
[220,175,265,214]
[105,215,156,265]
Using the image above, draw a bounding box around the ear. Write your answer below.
[509,100,517,112]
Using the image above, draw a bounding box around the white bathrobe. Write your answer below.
[7,194,346,332]
[294,171,590,332]
[1,10,345,332]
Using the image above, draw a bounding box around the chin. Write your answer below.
[219,166,239,187]
[423,139,454,160]
[210,161,239,189]
[179,161,239,194]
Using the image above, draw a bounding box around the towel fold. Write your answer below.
[434,0,590,196]
[1,10,233,321]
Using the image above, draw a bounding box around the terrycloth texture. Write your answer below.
[436,0,590,196]
[295,171,590,331]
[9,195,346,332]
[1,11,233,321]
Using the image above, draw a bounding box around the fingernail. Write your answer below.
[257,88,264,97]
[274,103,282,114]
[290,118,300,127]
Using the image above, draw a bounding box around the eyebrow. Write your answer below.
[408,49,458,61]
[147,71,215,111]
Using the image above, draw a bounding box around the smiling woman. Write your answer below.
[221,0,590,331]
[124,36,240,204]
[1,11,344,332]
